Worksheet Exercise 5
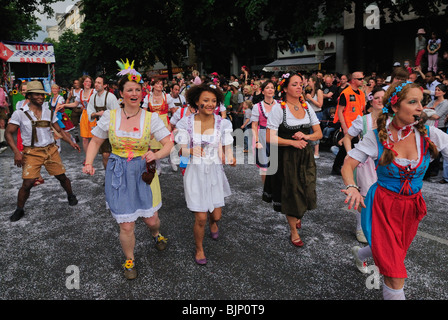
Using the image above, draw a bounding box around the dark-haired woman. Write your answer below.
[83,72,173,280]
[423,84,448,178]
[341,81,448,299]
[263,73,322,247]
[251,80,278,183]
[175,84,235,265]
[424,84,448,129]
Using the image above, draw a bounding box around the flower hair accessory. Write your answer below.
[116,59,143,83]
[385,81,413,110]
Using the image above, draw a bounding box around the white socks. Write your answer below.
[356,211,362,231]
[383,282,405,300]
[358,245,372,261]
[0,128,5,143]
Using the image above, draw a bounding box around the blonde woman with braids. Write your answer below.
[341,81,448,300]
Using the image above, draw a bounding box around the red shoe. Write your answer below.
[291,237,304,247]
[296,220,301,229]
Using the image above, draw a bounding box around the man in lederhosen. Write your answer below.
[87,76,120,169]
[4,81,81,222]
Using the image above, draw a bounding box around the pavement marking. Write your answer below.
[341,207,448,246]
[417,231,448,246]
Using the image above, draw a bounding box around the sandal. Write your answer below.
[122,259,137,280]
[291,237,304,247]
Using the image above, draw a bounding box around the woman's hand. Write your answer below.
[143,150,159,163]
[290,139,308,149]
[341,187,365,211]
[82,164,95,176]
[255,141,263,149]
[292,131,308,140]
[55,103,65,112]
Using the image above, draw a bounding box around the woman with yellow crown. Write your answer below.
[82,59,174,280]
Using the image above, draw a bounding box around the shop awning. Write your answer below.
[263,55,331,72]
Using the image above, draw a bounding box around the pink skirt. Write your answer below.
[355,157,377,197]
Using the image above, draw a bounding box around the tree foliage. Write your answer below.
[0,0,58,41]
[46,30,82,86]
[78,0,189,79]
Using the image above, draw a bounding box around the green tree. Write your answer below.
[45,30,82,86]
[78,0,188,79]
[0,0,58,41]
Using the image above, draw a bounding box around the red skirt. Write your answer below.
[371,185,427,278]
[60,111,75,132]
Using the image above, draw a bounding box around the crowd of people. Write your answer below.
[1,51,448,299]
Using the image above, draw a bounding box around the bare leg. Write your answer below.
[194,212,208,260]
[119,222,136,260]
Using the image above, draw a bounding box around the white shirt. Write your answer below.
[9,104,59,147]
[167,94,186,110]
[250,101,278,123]
[426,80,441,101]
[91,109,170,142]
[87,90,120,121]
[266,103,320,131]
[348,126,448,166]
[175,115,233,146]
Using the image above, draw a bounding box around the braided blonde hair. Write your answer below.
[377,81,438,166]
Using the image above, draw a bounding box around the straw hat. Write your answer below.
[417,28,426,35]
[26,81,48,95]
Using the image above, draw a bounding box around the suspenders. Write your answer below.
[22,109,55,147]
[93,91,109,119]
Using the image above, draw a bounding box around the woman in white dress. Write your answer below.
[342,87,385,243]
[175,84,236,265]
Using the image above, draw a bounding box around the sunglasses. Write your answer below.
[355,77,364,81]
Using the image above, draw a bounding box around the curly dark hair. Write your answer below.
[185,84,224,110]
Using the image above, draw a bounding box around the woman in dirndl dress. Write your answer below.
[62,75,96,161]
[251,80,278,183]
[342,81,448,300]
[83,70,173,280]
[342,87,384,243]
[175,84,235,265]
[262,73,322,247]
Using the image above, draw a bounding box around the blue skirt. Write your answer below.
[105,154,162,223]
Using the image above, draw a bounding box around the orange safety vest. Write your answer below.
[333,86,366,128]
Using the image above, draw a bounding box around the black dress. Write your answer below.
[262,106,317,219]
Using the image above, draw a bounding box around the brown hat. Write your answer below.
[26,81,48,95]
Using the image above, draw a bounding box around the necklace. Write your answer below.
[123,108,141,119]
[263,99,274,106]
[387,119,417,142]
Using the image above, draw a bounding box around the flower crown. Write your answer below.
[383,81,413,114]
[116,59,143,83]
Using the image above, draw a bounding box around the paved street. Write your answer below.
[0,140,447,304]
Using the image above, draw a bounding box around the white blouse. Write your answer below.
[266,103,320,131]
[91,109,170,142]
[348,126,448,167]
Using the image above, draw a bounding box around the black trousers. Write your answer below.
[332,137,359,173]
